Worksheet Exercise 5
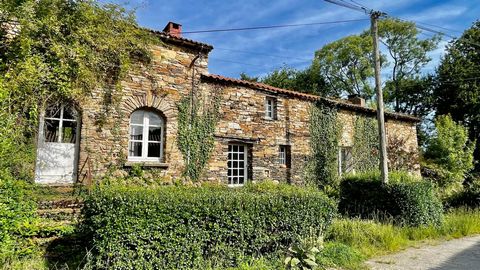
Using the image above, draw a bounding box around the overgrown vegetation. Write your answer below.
[306,102,341,192]
[0,174,38,264]
[177,87,221,182]
[339,172,444,227]
[0,0,153,178]
[352,116,379,172]
[81,182,336,269]
[422,115,476,194]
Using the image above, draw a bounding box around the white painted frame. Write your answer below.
[265,97,276,120]
[227,143,248,187]
[128,110,164,162]
[279,145,287,165]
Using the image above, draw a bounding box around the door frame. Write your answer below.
[35,103,81,184]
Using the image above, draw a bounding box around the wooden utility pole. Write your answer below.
[371,11,389,184]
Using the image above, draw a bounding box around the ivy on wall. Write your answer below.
[306,102,342,191]
[177,87,221,182]
[352,116,380,173]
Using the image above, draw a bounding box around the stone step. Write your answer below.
[37,199,84,210]
[37,208,81,221]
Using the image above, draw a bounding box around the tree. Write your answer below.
[0,0,151,178]
[423,115,475,193]
[240,64,328,96]
[376,18,440,113]
[314,34,375,99]
[434,20,480,171]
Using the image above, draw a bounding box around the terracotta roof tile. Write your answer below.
[201,74,420,122]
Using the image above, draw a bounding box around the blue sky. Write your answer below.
[112,0,479,79]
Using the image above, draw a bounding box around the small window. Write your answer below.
[265,97,277,120]
[339,147,353,176]
[128,109,165,162]
[279,145,291,167]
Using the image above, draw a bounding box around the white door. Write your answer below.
[35,104,80,184]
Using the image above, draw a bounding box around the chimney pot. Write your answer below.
[163,22,182,38]
[347,94,365,107]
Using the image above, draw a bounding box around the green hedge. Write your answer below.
[0,175,38,263]
[338,172,443,226]
[81,183,337,269]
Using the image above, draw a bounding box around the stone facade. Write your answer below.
[63,30,420,185]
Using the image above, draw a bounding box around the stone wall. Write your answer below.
[76,42,209,183]
[74,36,420,185]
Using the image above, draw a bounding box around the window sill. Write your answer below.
[125,161,169,168]
[263,117,277,121]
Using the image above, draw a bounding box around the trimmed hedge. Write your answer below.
[339,173,443,226]
[81,183,337,269]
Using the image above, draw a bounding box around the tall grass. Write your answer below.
[326,208,480,260]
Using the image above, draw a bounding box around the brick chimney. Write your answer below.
[163,22,182,38]
[347,94,365,107]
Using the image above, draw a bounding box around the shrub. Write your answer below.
[422,115,476,194]
[0,174,38,263]
[81,182,337,269]
[339,172,443,226]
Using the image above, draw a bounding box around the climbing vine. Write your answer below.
[306,102,342,191]
[0,0,153,179]
[352,116,380,173]
[177,87,221,182]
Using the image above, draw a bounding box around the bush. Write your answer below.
[339,172,443,226]
[81,182,337,269]
[0,174,38,263]
[422,115,476,194]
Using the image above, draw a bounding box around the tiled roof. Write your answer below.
[146,29,213,52]
[201,74,420,122]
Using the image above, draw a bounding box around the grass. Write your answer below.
[324,208,480,268]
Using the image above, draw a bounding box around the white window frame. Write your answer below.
[265,97,276,120]
[227,143,248,187]
[44,104,77,144]
[279,145,287,165]
[128,110,164,162]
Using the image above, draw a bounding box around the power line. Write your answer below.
[182,18,369,34]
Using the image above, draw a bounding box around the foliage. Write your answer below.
[0,0,152,177]
[423,115,476,193]
[177,87,221,182]
[314,34,375,99]
[306,102,341,192]
[0,174,38,263]
[375,18,440,113]
[81,182,337,269]
[284,235,323,270]
[240,63,328,96]
[387,136,419,172]
[434,20,480,171]
[352,116,379,173]
[315,242,364,270]
[339,172,444,226]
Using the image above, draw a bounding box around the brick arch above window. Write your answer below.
[122,93,175,119]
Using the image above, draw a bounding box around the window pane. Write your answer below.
[148,142,161,158]
[63,106,77,120]
[129,142,142,157]
[148,126,162,142]
[62,120,77,143]
[239,177,244,185]
[45,105,61,118]
[130,126,143,140]
[44,119,60,142]
[148,112,163,126]
[131,110,144,125]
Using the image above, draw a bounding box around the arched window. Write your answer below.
[128,109,165,162]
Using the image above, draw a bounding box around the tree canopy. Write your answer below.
[434,20,480,170]
[0,0,152,178]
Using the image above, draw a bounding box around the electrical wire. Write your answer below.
[182,18,368,34]
[214,47,312,62]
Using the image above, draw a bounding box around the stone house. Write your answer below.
[34,22,420,186]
